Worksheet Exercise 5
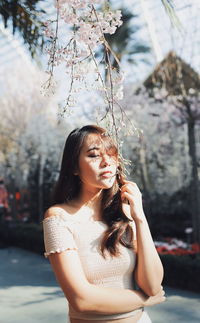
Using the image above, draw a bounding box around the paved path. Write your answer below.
[0,247,200,323]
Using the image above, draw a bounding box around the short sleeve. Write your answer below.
[43,215,78,258]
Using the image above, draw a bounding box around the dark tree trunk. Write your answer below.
[187,118,200,245]
[138,135,152,194]
[38,154,45,223]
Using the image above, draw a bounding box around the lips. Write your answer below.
[100,171,113,177]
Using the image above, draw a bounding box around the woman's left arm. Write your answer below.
[120,180,164,297]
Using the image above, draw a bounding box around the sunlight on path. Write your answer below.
[147,287,200,323]
[0,286,67,323]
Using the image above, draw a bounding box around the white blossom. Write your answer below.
[42,0,126,145]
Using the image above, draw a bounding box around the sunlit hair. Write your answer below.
[50,125,135,258]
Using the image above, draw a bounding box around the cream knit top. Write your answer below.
[43,210,143,321]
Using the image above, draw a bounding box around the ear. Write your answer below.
[73,164,79,176]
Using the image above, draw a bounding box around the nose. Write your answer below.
[100,154,111,167]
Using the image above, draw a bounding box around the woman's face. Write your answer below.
[77,133,118,190]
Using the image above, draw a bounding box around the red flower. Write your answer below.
[191,243,200,253]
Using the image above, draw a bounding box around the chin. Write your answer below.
[101,184,114,189]
[100,180,116,189]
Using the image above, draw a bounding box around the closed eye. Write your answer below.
[88,154,100,158]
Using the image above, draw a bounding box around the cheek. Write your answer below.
[79,159,99,178]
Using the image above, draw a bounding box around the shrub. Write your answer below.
[160,254,200,292]
[0,221,44,255]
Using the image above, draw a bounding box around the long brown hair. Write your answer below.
[50,125,135,258]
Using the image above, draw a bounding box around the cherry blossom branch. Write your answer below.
[88,45,111,110]
[42,0,136,171]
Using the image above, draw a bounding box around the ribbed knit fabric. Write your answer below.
[43,211,144,321]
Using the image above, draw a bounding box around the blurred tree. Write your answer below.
[122,84,188,197]
[0,0,46,57]
[0,63,62,222]
[119,83,196,238]
[143,51,200,244]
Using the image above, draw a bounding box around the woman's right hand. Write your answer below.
[143,286,166,307]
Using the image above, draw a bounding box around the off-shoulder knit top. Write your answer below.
[43,210,143,321]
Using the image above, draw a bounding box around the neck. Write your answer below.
[76,185,103,212]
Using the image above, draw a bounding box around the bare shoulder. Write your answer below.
[44,204,71,220]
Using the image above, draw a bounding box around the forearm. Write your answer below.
[77,284,146,314]
[134,214,164,296]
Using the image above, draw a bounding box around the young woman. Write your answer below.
[43,125,165,323]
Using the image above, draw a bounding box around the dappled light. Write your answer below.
[0,1,200,323]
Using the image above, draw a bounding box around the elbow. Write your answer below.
[147,270,164,296]
[143,277,164,296]
[64,284,97,314]
[74,300,89,314]
[67,297,86,313]
[70,296,96,314]
[136,278,164,297]
[139,277,164,297]
[145,286,161,297]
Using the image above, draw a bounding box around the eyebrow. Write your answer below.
[86,146,100,153]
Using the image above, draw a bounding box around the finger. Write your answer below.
[120,184,128,193]
[120,178,138,186]
[120,182,135,190]
[121,184,137,195]
[122,180,137,186]
[121,191,134,204]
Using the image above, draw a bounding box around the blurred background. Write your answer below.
[0,1,200,322]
